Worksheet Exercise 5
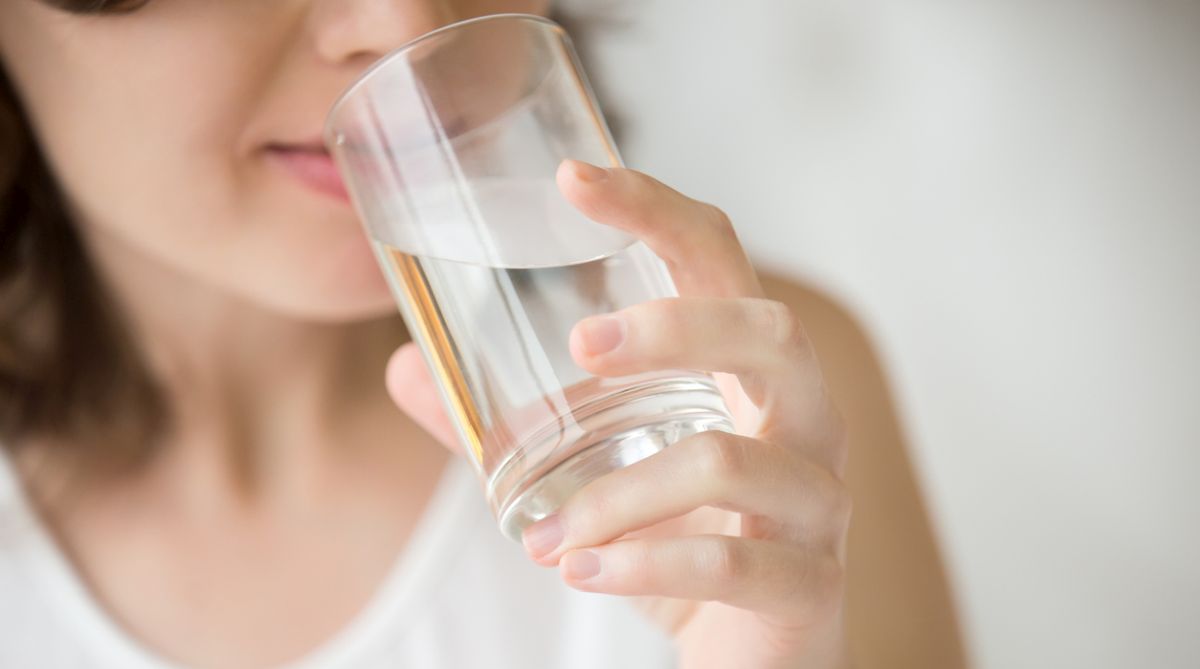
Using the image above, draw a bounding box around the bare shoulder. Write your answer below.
[759,272,971,669]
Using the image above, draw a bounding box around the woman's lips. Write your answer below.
[264,145,350,203]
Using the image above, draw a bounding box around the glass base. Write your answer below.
[495,405,734,542]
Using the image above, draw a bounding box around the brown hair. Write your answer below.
[1,0,165,480]
[0,1,620,481]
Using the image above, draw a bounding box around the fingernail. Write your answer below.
[571,160,609,183]
[522,514,564,558]
[578,316,625,356]
[564,550,601,581]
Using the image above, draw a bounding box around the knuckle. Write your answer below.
[707,535,750,588]
[825,408,850,477]
[655,297,692,332]
[695,431,751,482]
[567,480,615,534]
[702,202,736,236]
[737,372,770,405]
[626,170,666,210]
[777,551,814,604]
[702,203,744,250]
[631,298,689,349]
[754,299,810,355]
[614,541,656,590]
[827,406,848,449]
[788,551,844,616]
[813,555,847,617]
[828,481,854,529]
[777,553,845,627]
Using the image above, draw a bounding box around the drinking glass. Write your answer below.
[324,13,734,540]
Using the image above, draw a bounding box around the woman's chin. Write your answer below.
[254,241,398,322]
[239,280,398,324]
[291,300,398,324]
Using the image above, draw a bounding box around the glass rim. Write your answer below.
[322,12,564,147]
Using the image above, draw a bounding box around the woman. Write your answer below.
[0,1,965,667]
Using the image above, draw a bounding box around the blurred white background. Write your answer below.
[572,1,1200,667]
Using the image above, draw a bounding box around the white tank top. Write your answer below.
[0,452,677,668]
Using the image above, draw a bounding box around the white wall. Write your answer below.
[576,1,1200,667]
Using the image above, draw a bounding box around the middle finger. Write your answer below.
[570,296,837,441]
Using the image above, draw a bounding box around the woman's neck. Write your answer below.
[70,221,416,503]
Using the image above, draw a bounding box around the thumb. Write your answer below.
[386,343,463,456]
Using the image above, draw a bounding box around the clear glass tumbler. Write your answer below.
[324,13,734,540]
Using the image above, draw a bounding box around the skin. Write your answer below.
[394,160,853,668]
[1,1,967,667]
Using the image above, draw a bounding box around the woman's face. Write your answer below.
[0,0,547,321]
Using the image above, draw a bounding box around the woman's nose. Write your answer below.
[308,0,456,65]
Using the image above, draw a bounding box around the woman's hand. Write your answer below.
[388,160,851,669]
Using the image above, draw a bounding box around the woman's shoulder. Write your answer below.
[758,271,970,668]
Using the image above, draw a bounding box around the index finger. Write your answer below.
[556,159,762,299]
